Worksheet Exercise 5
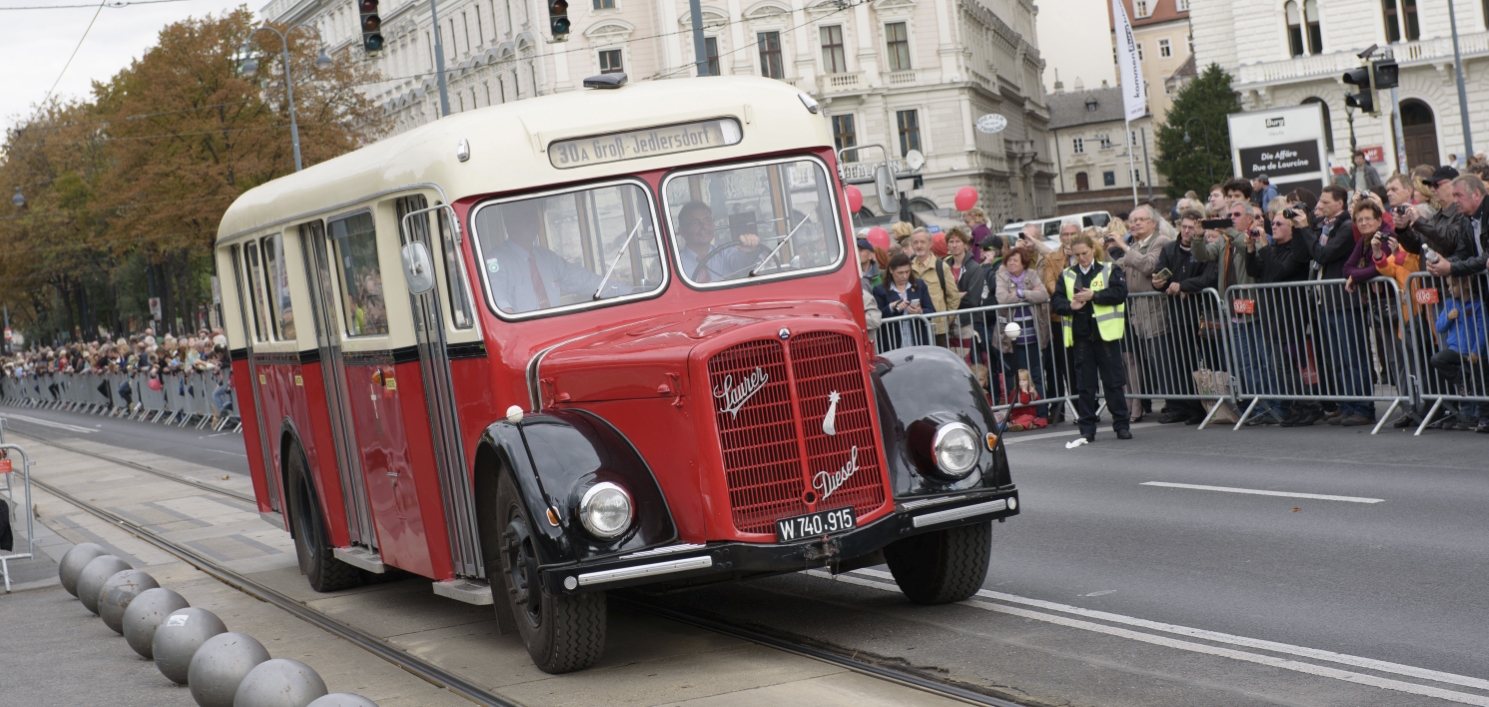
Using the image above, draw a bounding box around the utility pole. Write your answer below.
[1447,0,1474,155]
[1141,126,1155,202]
[430,0,451,117]
[688,0,709,75]
[1391,86,1408,173]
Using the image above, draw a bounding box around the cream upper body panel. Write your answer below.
[216,77,832,245]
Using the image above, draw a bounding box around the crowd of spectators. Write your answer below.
[1,327,235,418]
[862,152,1489,437]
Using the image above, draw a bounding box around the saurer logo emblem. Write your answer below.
[714,367,768,418]
[822,391,840,436]
[813,446,859,501]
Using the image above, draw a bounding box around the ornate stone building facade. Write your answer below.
[263,0,1055,223]
[1189,0,1489,172]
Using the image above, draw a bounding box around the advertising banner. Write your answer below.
[1227,103,1330,192]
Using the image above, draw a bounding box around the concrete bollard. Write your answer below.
[233,659,328,707]
[306,694,379,707]
[123,587,190,659]
[98,570,160,634]
[58,543,108,597]
[153,607,228,684]
[187,632,271,707]
[76,555,132,615]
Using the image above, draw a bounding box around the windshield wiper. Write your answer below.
[593,218,645,300]
[749,215,810,277]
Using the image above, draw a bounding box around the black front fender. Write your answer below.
[477,409,678,567]
[871,346,1013,498]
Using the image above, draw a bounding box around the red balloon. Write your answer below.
[844,185,864,213]
[954,186,979,212]
[865,226,891,251]
[932,231,948,258]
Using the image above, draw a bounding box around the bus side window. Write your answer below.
[328,212,389,337]
[244,241,272,343]
[260,233,297,342]
[437,209,475,329]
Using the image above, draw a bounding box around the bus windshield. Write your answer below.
[663,156,842,287]
[471,180,665,318]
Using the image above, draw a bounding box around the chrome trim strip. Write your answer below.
[910,499,1008,528]
[621,543,706,559]
[900,493,972,511]
[575,555,714,587]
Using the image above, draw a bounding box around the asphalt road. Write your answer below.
[5,403,1486,706]
[0,406,250,475]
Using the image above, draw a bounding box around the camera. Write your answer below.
[1282,209,1299,220]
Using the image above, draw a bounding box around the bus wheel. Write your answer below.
[286,445,362,592]
[495,474,606,673]
[882,521,991,605]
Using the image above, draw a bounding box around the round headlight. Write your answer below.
[579,482,633,539]
[933,423,980,478]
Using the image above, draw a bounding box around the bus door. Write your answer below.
[228,243,284,515]
[300,221,378,553]
[396,196,484,579]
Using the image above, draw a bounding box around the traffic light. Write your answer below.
[1342,66,1376,115]
[1372,58,1400,89]
[548,0,569,41]
[359,0,383,53]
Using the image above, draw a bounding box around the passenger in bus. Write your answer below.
[674,202,764,282]
[487,200,609,313]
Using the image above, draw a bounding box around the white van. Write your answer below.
[1001,211,1114,240]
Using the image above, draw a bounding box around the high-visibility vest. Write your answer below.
[1061,266,1126,346]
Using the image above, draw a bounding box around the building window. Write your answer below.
[1134,169,1143,184]
[1072,137,1085,154]
[885,22,911,71]
[1136,42,1144,61]
[1076,172,1090,191]
[1383,0,1419,42]
[758,31,784,79]
[832,114,857,161]
[821,25,847,73]
[1176,0,1188,10]
[599,49,623,73]
[1305,0,1323,53]
[705,36,721,76]
[1158,38,1171,57]
[594,0,614,7]
[1134,0,1149,17]
[896,109,921,156]
[1103,170,1116,186]
[1098,133,1112,148]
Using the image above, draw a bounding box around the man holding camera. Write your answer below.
[1396,166,1474,265]
[1153,210,1218,424]
[1192,201,1282,423]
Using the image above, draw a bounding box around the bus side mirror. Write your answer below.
[875,164,899,215]
[401,241,436,294]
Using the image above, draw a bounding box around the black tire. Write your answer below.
[494,473,606,673]
[286,444,362,593]
[883,521,992,605]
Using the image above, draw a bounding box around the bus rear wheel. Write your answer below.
[494,474,606,673]
[883,521,991,605]
[286,444,362,593]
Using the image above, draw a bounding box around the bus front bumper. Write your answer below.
[539,488,1018,595]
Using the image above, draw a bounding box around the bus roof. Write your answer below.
[216,76,832,244]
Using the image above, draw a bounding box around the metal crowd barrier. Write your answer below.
[1222,278,1411,434]
[0,369,241,433]
[1118,288,1236,428]
[916,302,1077,421]
[1403,271,1489,435]
[1,421,36,593]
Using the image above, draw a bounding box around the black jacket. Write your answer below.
[1310,215,1356,280]
[1450,199,1489,276]
[1155,238,1217,294]
[1400,204,1474,261]
[946,256,990,311]
[1050,261,1128,343]
[1247,228,1314,284]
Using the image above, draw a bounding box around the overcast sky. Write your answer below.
[1,0,252,137]
[1035,0,1116,94]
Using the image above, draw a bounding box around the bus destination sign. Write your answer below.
[549,118,743,169]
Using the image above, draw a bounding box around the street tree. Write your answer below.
[1154,63,1241,198]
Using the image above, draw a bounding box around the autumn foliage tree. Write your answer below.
[0,6,386,343]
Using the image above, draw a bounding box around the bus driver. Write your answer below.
[675,202,764,282]
[487,200,607,314]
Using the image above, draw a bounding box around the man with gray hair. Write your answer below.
[1105,204,1171,420]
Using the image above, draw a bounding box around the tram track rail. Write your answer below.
[18,421,1034,707]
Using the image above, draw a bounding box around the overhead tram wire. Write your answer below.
[37,0,106,108]
[0,0,190,10]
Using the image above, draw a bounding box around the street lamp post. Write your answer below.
[242,24,332,172]
[1183,116,1215,183]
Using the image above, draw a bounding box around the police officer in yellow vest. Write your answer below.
[1050,233,1132,442]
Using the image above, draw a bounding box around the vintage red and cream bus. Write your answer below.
[215,75,1019,673]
